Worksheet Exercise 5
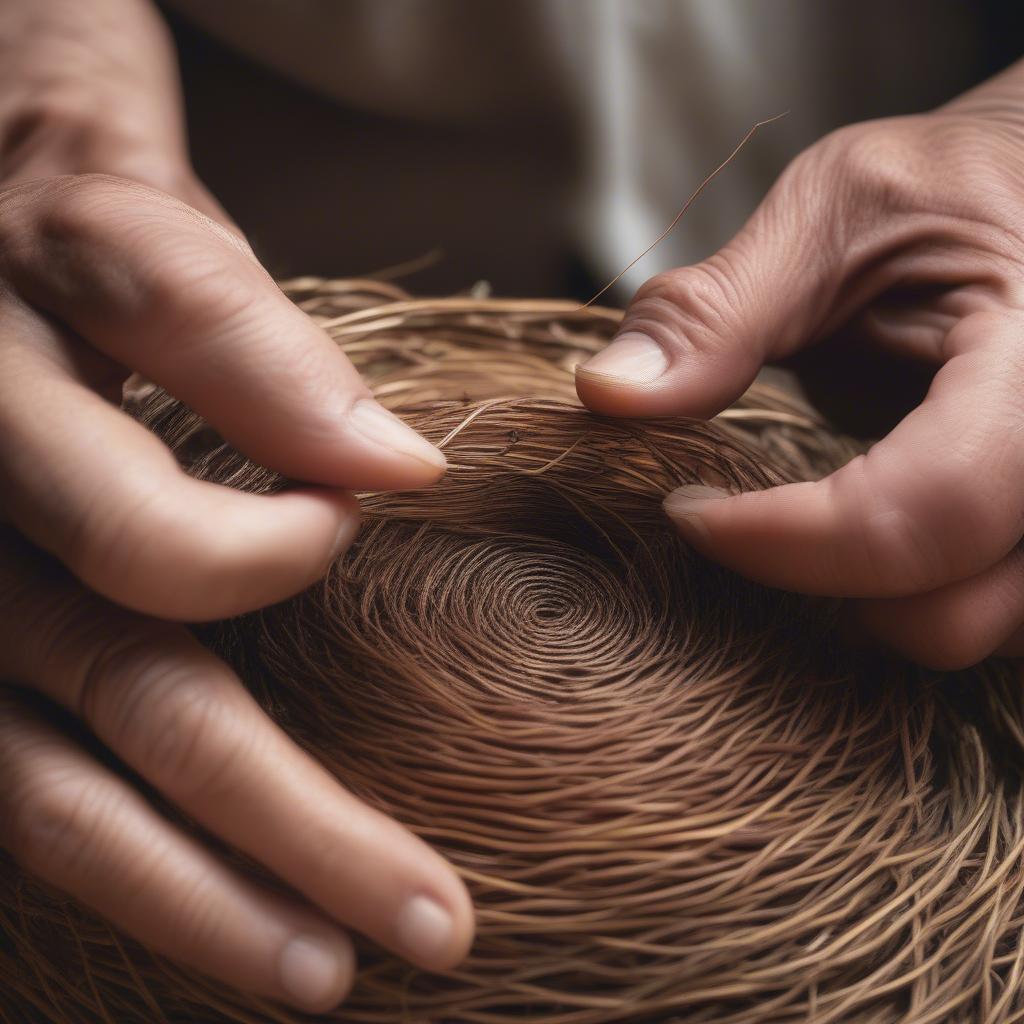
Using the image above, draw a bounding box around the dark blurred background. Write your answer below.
[160,1,1024,302]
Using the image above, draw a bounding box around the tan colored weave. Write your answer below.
[1,279,1023,1024]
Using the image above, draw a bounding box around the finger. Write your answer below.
[663,311,1024,597]
[0,174,445,490]
[574,134,863,418]
[0,321,360,619]
[0,536,475,971]
[0,695,355,1013]
[855,544,1024,670]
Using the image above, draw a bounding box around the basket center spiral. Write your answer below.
[5,282,1024,1024]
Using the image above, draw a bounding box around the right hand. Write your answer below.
[0,172,473,1012]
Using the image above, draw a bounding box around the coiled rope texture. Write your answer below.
[2,279,1024,1024]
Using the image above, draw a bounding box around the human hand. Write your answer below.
[576,61,1024,670]
[0,0,472,1009]
[0,171,472,1013]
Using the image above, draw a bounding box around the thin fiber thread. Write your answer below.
[2,279,1024,1024]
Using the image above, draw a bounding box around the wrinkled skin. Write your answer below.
[578,61,1024,671]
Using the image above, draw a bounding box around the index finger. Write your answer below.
[0,174,445,490]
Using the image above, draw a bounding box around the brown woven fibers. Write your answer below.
[3,279,1024,1024]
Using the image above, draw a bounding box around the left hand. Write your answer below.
[576,59,1024,670]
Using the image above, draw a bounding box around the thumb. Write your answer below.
[575,170,845,419]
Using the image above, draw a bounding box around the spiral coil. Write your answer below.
[2,279,1023,1024]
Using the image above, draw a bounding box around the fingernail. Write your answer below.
[278,936,347,1010]
[350,399,447,474]
[663,485,730,544]
[395,895,454,964]
[578,332,668,384]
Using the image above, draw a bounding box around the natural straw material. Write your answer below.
[2,279,1024,1024]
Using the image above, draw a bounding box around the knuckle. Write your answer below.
[857,508,941,594]
[10,175,164,316]
[23,173,257,334]
[809,114,1008,227]
[818,121,920,203]
[93,640,248,797]
[6,770,107,877]
[59,473,172,597]
[28,585,122,685]
[626,264,742,357]
[837,450,1005,596]
[62,475,257,618]
[780,120,927,244]
[834,458,943,594]
[162,873,228,950]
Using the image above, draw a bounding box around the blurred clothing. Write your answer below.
[167,1,980,296]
